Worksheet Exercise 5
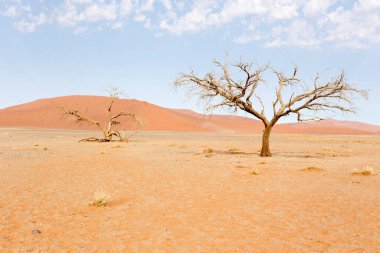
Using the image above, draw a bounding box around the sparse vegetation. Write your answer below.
[227,148,240,154]
[301,167,325,172]
[235,165,259,175]
[352,166,374,176]
[203,148,214,154]
[319,147,338,157]
[92,186,110,207]
[250,168,260,175]
[58,87,142,142]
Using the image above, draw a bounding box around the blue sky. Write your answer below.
[0,0,379,125]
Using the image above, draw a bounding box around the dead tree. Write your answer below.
[175,60,368,157]
[58,88,142,142]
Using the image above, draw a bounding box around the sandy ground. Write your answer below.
[0,128,379,252]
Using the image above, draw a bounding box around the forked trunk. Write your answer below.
[260,125,273,157]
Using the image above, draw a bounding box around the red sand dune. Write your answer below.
[0,95,379,135]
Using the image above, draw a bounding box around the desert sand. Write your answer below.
[1,128,379,252]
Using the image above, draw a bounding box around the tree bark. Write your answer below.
[260,125,273,157]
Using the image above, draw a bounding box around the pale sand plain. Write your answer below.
[0,128,379,252]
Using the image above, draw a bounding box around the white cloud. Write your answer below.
[15,13,47,33]
[74,26,88,34]
[56,3,79,27]
[303,0,333,17]
[55,0,117,28]
[159,0,219,34]
[134,13,146,22]
[111,21,123,29]
[2,2,31,17]
[77,1,117,22]
[234,33,261,44]
[161,0,176,19]
[158,0,302,34]
[72,0,93,4]
[139,0,156,12]
[265,19,319,47]
[3,5,17,17]
[267,1,299,20]
[1,0,380,49]
[321,3,380,49]
[120,0,133,17]
[157,3,217,33]
[354,0,380,11]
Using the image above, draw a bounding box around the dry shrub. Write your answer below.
[319,147,337,157]
[250,168,260,175]
[301,167,325,172]
[352,166,374,176]
[227,148,240,154]
[203,148,214,154]
[93,187,110,207]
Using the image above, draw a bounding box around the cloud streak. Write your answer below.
[0,0,379,49]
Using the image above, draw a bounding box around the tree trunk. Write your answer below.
[105,122,112,141]
[260,125,273,157]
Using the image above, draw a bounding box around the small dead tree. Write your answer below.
[175,60,368,157]
[58,88,142,142]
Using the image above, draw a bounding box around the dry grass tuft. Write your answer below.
[301,167,325,172]
[236,165,248,169]
[227,148,240,154]
[258,161,267,165]
[250,168,260,175]
[352,166,374,176]
[318,147,337,157]
[92,187,110,207]
[203,148,214,154]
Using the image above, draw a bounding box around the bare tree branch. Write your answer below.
[57,89,143,142]
[175,59,368,157]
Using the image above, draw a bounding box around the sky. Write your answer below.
[0,0,379,125]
